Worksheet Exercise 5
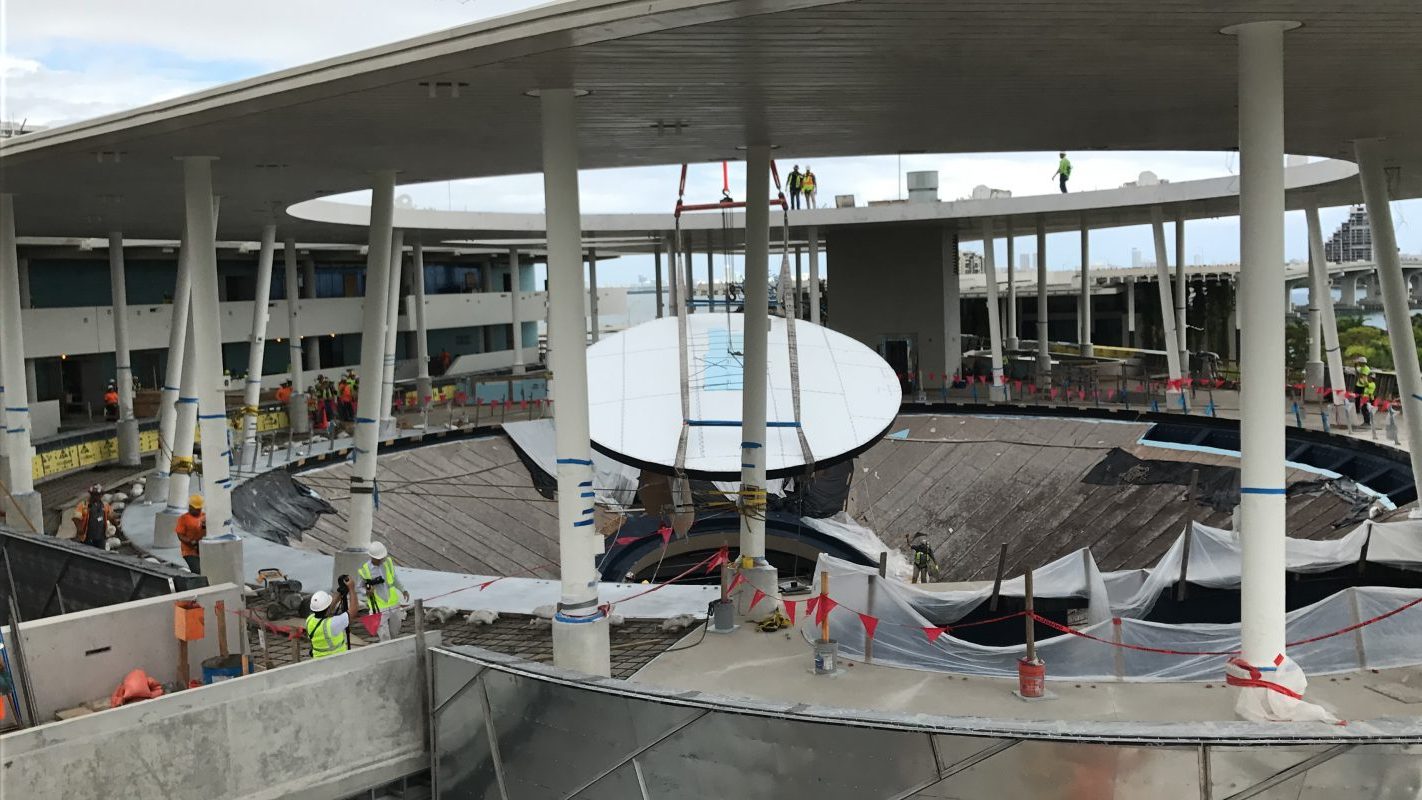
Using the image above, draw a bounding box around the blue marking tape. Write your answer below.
[1241,487,1287,495]
[554,610,606,624]
[573,519,595,527]
[557,458,593,465]
[356,417,377,424]
[198,413,225,420]
[4,406,28,413]
[582,508,594,515]
[578,481,593,488]
[741,442,763,449]
[580,491,595,498]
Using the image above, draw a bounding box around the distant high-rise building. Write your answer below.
[959,251,984,274]
[1020,253,1032,270]
[1325,206,1372,263]
[1130,247,1143,268]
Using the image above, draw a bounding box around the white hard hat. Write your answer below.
[309,591,334,613]
[369,542,388,560]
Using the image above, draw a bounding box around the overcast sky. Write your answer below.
[7,0,1420,285]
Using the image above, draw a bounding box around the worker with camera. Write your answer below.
[306,575,356,659]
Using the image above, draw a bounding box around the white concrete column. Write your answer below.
[587,249,599,342]
[667,235,681,312]
[510,248,526,374]
[1151,207,1187,408]
[1126,276,1138,348]
[282,237,309,436]
[980,218,1007,399]
[0,194,41,529]
[1229,20,1294,667]
[943,229,962,381]
[342,169,397,582]
[741,144,772,560]
[412,242,433,399]
[541,87,610,675]
[108,232,140,466]
[1005,221,1018,349]
[152,216,198,508]
[1357,140,1422,509]
[807,225,821,324]
[302,258,321,372]
[1036,217,1050,376]
[794,245,803,318]
[180,157,239,576]
[157,313,199,547]
[379,230,405,432]
[1304,221,1326,394]
[1305,199,1349,419]
[16,259,36,404]
[706,237,715,310]
[653,240,665,319]
[240,224,277,461]
[1079,218,1093,357]
[1175,208,1189,370]
[1339,274,1357,307]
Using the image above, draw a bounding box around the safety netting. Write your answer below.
[803,518,1422,681]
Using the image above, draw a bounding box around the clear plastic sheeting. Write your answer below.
[810,517,1422,681]
[800,513,913,582]
[503,419,640,508]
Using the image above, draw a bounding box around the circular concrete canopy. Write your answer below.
[4,0,1422,243]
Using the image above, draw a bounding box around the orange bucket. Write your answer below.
[1017,657,1046,698]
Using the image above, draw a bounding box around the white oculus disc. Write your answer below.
[585,313,901,478]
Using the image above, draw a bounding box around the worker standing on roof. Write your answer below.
[802,166,818,209]
[72,484,117,548]
[787,165,804,210]
[907,532,938,584]
[174,494,207,573]
[306,576,356,659]
[360,542,409,642]
[1053,152,1072,193]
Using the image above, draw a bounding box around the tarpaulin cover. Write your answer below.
[810,518,1422,680]
[231,470,335,545]
[504,419,640,509]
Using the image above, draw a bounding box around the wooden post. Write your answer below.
[215,600,229,658]
[1175,524,1194,602]
[259,625,272,671]
[865,554,886,664]
[413,598,432,752]
[178,640,190,689]
[819,570,830,643]
[989,543,1009,611]
[1348,588,1368,669]
[1023,568,1036,663]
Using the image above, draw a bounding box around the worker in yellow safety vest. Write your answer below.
[305,576,355,658]
[359,541,409,642]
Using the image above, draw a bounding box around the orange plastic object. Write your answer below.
[174,600,205,642]
[110,669,165,707]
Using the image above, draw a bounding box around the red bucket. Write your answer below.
[1017,657,1046,698]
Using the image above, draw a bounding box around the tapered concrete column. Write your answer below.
[1228,20,1296,668]
[980,218,1007,399]
[341,169,397,584]
[1005,220,1018,349]
[1358,140,1422,509]
[509,248,526,375]
[181,157,239,580]
[1150,208,1187,408]
[1175,208,1189,370]
[794,246,803,318]
[667,236,681,312]
[108,232,140,467]
[1078,219,1093,357]
[1036,217,1050,376]
[157,314,199,549]
[943,230,962,382]
[240,224,277,464]
[683,237,695,315]
[379,230,404,434]
[807,225,821,324]
[411,242,433,399]
[302,258,321,372]
[282,238,309,436]
[1126,276,1138,348]
[151,215,199,512]
[1304,223,1326,394]
[1305,199,1348,420]
[16,259,36,404]
[653,241,665,319]
[706,237,715,311]
[541,88,609,675]
[587,249,600,342]
[0,195,41,530]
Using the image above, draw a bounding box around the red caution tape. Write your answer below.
[1225,656,1304,700]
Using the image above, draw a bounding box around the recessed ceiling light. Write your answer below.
[523,88,591,98]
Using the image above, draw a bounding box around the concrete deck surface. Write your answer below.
[631,621,1422,726]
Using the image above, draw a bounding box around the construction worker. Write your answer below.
[1353,356,1372,418]
[72,484,117,548]
[907,532,938,584]
[274,380,292,404]
[787,165,804,210]
[174,494,207,573]
[306,576,356,659]
[103,383,119,420]
[1052,152,1072,193]
[359,541,409,642]
[1362,376,1378,425]
[802,166,818,209]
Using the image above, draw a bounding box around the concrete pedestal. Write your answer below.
[3,490,43,534]
[552,613,612,677]
[415,377,433,407]
[153,508,182,549]
[735,564,781,621]
[1304,361,1325,397]
[288,394,310,436]
[332,548,368,588]
[146,475,168,507]
[199,534,244,587]
[116,419,141,467]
